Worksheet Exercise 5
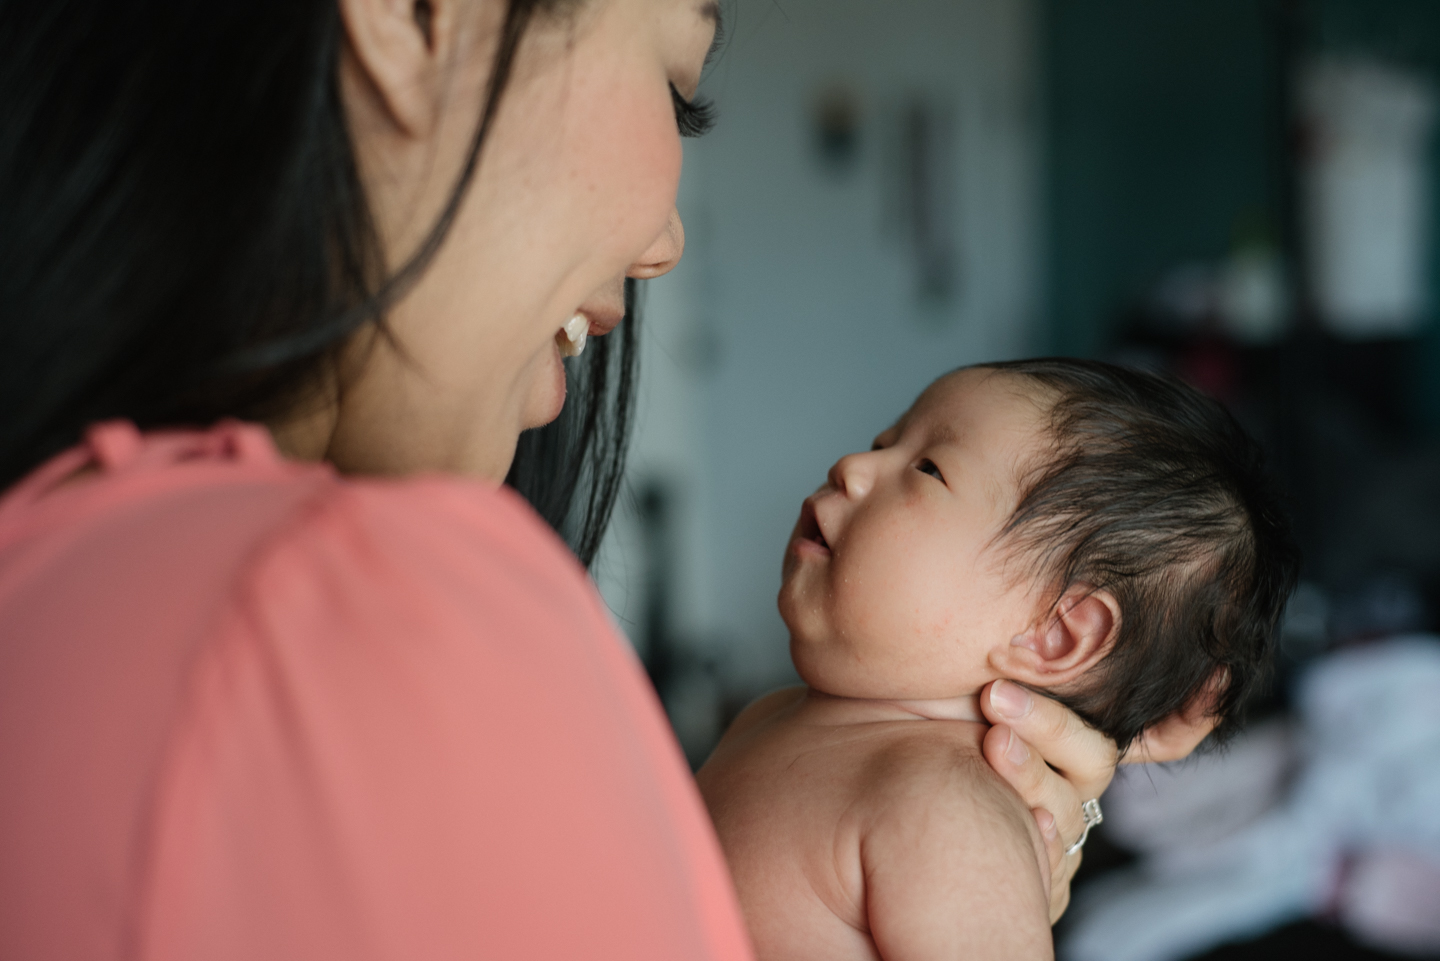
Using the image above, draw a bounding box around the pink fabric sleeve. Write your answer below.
[141,479,753,961]
[0,422,753,961]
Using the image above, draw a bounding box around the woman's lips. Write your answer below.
[554,304,626,358]
[583,307,624,337]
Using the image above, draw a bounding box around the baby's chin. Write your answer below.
[787,637,851,697]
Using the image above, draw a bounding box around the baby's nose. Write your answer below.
[829,452,875,498]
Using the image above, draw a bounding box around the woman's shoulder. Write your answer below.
[0,419,587,604]
[244,456,616,671]
[315,464,590,597]
[0,417,638,767]
[0,417,619,733]
[0,422,754,960]
[0,417,620,745]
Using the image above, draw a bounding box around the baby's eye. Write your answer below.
[917,459,944,482]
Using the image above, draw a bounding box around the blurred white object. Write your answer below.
[1339,849,1440,957]
[1103,721,1296,859]
[1218,246,1290,345]
[1300,59,1436,339]
[1062,637,1440,961]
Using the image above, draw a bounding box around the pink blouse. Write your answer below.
[0,420,753,961]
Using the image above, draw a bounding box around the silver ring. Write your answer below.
[1065,798,1104,856]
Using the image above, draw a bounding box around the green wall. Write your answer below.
[1044,0,1440,424]
[1045,0,1279,357]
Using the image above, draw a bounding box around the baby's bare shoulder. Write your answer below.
[726,684,807,739]
[861,721,990,781]
[858,725,1054,959]
[856,723,1032,830]
[695,686,807,810]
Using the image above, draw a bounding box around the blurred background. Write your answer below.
[589,1,1440,957]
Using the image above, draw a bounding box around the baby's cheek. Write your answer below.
[829,555,892,638]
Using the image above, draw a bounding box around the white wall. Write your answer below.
[597,0,1045,701]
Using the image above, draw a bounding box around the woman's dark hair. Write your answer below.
[0,0,633,565]
[979,359,1301,753]
[507,281,638,565]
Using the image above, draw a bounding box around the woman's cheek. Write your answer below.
[608,91,683,257]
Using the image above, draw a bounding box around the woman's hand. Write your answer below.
[978,678,1221,923]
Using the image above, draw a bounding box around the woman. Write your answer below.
[0,0,1217,956]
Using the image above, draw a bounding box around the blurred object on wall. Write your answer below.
[813,82,863,174]
[1061,637,1440,961]
[1217,242,1289,346]
[1135,231,1289,347]
[890,95,960,308]
[1300,59,1437,339]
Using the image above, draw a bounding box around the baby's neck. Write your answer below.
[884,695,984,722]
[804,688,984,724]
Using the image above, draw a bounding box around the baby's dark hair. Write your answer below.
[977,358,1300,754]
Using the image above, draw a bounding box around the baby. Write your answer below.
[697,359,1299,960]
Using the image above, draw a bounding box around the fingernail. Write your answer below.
[1035,809,1058,840]
[1005,727,1031,766]
[991,680,1033,719]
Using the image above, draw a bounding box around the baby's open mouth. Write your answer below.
[798,501,830,551]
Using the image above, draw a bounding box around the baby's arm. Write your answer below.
[861,747,1054,960]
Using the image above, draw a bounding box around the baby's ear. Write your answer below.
[991,585,1119,688]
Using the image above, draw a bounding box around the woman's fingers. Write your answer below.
[979,680,1119,922]
[1049,848,1076,922]
[1030,807,1076,922]
[980,680,1118,801]
[983,723,1083,922]
[1123,711,1220,763]
[1121,668,1226,763]
[982,722,1083,870]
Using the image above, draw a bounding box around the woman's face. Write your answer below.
[309,0,720,479]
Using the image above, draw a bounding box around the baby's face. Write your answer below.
[780,368,1051,700]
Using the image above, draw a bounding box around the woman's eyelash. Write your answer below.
[706,16,727,68]
[917,459,944,482]
[671,83,717,138]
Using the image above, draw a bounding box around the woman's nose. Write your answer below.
[627,207,685,280]
[828,451,876,498]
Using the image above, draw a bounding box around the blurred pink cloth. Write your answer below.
[0,420,753,961]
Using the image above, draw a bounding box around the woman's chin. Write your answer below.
[521,344,569,430]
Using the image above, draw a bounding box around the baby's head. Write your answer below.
[780,358,1299,750]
